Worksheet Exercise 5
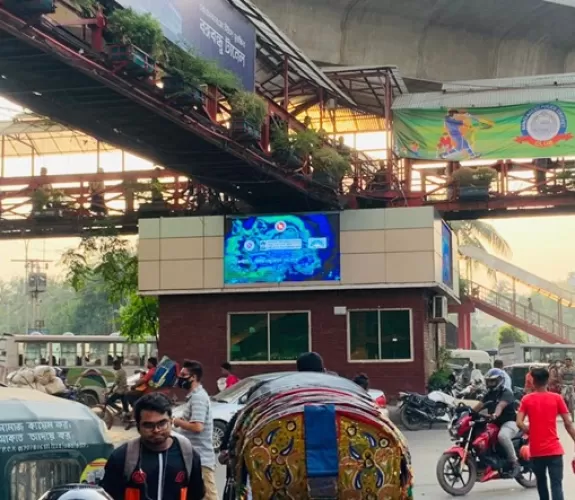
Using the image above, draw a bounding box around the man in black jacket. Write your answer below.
[101,393,205,500]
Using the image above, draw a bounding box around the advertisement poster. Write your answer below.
[441,221,453,289]
[224,214,341,284]
[393,102,575,160]
[116,0,256,90]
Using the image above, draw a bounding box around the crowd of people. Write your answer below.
[97,351,370,500]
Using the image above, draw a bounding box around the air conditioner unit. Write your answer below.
[431,296,448,322]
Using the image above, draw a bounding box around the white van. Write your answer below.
[448,349,492,373]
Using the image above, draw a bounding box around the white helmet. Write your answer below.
[38,484,112,500]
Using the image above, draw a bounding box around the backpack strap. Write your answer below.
[172,434,194,480]
[124,437,142,481]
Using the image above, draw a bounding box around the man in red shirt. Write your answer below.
[517,367,575,500]
[221,362,240,389]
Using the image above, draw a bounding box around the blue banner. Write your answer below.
[115,0,256,90]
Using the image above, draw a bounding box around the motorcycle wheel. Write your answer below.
[436,451,477,496]
[515,466,537,489]
[399,405,427,431]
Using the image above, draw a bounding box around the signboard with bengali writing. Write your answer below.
[115,0,256,90]
[0,420,88,454]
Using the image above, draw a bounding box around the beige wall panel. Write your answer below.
[160,238,204,260]
[204,259,224,289]
[139,219,160,239]
[203,216,225,237]
[340,230,386,254]
[384,207,435,229]
[204,236,224,259]
[385,252,435,283]
[385,228,434,253]
[139,261,160,291]
[341,253,386,284]
[139,239,160,261]
[160,260,203,289]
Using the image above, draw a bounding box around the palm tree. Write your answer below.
[449,220,511,282]
[449,220,511,258]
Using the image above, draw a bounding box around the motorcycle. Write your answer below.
[436,405,536,496]
[454,384,486,401]
[398,390,456,431]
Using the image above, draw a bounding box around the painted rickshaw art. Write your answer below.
[229,373,414,499]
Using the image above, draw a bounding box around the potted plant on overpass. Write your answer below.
[311,146,351,188]
[452,166,496,201]
[229,91,268,143]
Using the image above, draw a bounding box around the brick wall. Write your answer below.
[159,288,433,397]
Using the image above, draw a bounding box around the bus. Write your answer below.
[499,342,575,365]
[0,333,158,383]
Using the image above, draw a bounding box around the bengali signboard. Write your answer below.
[115,0,256,90]
[0,420,87,454]
[393,102,575,160]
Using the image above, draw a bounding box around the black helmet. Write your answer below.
[38,484,112,500]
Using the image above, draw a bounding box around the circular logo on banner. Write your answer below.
[243,240,255,251]
[80,458,107,485]
[520,104,568,147]
[275,221,286,232]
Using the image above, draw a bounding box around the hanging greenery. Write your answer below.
[229,91,268,129]
[107,8,165,58]
[68,0,98,16]
[312,146,351,180]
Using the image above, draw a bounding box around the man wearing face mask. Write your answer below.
[173,360,218,500]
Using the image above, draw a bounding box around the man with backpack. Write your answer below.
[100,393,205,500]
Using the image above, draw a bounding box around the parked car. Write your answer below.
[174,371,389,450]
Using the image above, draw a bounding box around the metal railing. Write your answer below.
[469,282,575,341]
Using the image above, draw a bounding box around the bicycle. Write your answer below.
[92,392,133,431]
[562,384,574,420]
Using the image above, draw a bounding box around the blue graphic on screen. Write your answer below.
[224,214,341,284]
[442,221,453,289]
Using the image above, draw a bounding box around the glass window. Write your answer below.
[10,458,82,500]
[348,309,412,361]
[269,312,309,361]
[380,310,411,360]
[229,312,310,362]
[230,313,268,362]
[349,311,379,360]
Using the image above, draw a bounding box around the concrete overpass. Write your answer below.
[252,0,575,81]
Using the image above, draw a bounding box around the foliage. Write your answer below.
[69,0,98,16]
[201,60,241,92]
[107,8,165,58]
[62,235,159,343]
[452,166,497,187]
[428,368,452,391]
[311,146,351,179]
[497,324,526,345]
[292,128,322,157]
[229,91,268,128]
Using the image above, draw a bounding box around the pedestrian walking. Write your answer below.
[517,367,575,500]
[100,392,205,500]
[174,360,218,500]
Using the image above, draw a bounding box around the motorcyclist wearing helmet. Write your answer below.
[38,484,112,499]
[473,368,521,477]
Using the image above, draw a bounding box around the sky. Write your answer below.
[0,99,573,285]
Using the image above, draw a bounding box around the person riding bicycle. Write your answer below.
[125,357,158,408]
[473,368,521,477]
[106,359,129,416]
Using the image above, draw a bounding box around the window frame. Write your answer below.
[227,310,312,364]
[346,308,414,363]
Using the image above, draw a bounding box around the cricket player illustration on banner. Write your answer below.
[437,109,494,160]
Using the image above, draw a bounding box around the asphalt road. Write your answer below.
[210,425,575,499]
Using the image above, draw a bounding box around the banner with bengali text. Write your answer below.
[116,0,256,90]
[393,102,575,160]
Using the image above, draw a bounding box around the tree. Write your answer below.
[498,325,526,345]
[450,220,511,258]
[62,235,159,343]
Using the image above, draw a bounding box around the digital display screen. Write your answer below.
[224,214,341,284]
[442,221,454,289]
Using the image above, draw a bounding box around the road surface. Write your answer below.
[108,425,575,498]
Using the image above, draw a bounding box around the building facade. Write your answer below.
[138,207,460,395]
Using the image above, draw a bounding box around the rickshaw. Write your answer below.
[0,386,114,500]
[228,372,414,499]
